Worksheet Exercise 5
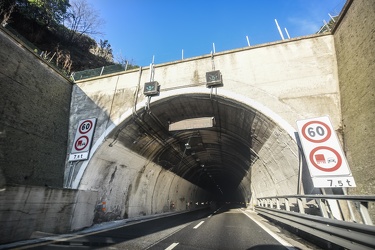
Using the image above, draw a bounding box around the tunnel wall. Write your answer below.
[0,27,72,188]
[332,0,375,216]
[250,127,299,200]
[78,139,210,222]
[0,185,97,244]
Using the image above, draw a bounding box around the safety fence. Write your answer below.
[71,64,130,81]
[255,194,375,249]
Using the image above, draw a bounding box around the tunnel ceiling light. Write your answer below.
[169,117,215,131]
[206,70,223,88]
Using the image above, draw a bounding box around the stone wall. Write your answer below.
[333,0,375,208]
[0,28,72,187]
[0,185,97,244]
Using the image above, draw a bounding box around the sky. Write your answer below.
[88,0,346,67]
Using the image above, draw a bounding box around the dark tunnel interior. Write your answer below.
[107,93,276,201]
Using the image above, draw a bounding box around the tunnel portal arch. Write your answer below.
[74,88,300,218]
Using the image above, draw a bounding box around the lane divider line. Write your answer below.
[193,221,205,229]
[165,242,179,250]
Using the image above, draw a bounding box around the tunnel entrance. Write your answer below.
[75,90,300,218]
[102,93,281,202]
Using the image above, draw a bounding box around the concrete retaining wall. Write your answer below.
[0,28,72,188]
[333,0,375,216]
[0,185,97,244]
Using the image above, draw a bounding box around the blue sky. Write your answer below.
[89,0,346,67]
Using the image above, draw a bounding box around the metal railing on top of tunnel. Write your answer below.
[255,194,375,250]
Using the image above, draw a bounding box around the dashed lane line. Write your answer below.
[165,242,179,250]
[193,221,205,229]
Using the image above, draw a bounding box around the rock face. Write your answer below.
[333,0,375,218]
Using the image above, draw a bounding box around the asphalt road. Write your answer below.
[148,205,288,250]
[21,204,294,250]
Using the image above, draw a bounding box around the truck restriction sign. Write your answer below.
[74,136,89,151]
[69,118,96,162]
[296,116,355,188]
[309,146,342,172]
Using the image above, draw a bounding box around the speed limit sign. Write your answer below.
[296,116,356,188]
[69,118,97,162]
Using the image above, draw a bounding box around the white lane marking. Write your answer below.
[208,215,212,218]
[240,209,294,249]
[193,221,205,229]
[165,242,179,250]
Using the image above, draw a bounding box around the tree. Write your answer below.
[90,39,113,62]
[27,0,70,26]
[0,0,16,27]
[115,51,139,70]
[64,0,104,43]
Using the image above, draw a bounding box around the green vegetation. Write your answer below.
[0,0,138,75]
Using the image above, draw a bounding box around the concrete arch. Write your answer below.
[66,34,342,220]
[72,87,301,219]
[73,87,296,188]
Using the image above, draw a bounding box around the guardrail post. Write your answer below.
[297,198,305,214]
[358,202,373,225]
[318,199,329,218]
[276,198,280,210]
[285,198,290,211]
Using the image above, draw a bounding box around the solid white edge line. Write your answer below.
[193,221,205,229]
[165,242,179,250]
[240,209,295,249]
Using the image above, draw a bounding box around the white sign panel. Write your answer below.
[169,117,215,131]
[69,118,96,162]
[296,116,355,188]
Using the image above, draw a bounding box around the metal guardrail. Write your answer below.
[255,195,375,249]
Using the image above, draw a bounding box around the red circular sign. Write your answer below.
[302,121,331,143]
[74,136,89,151]
[79,120,93,134]
[309,146,342,172]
